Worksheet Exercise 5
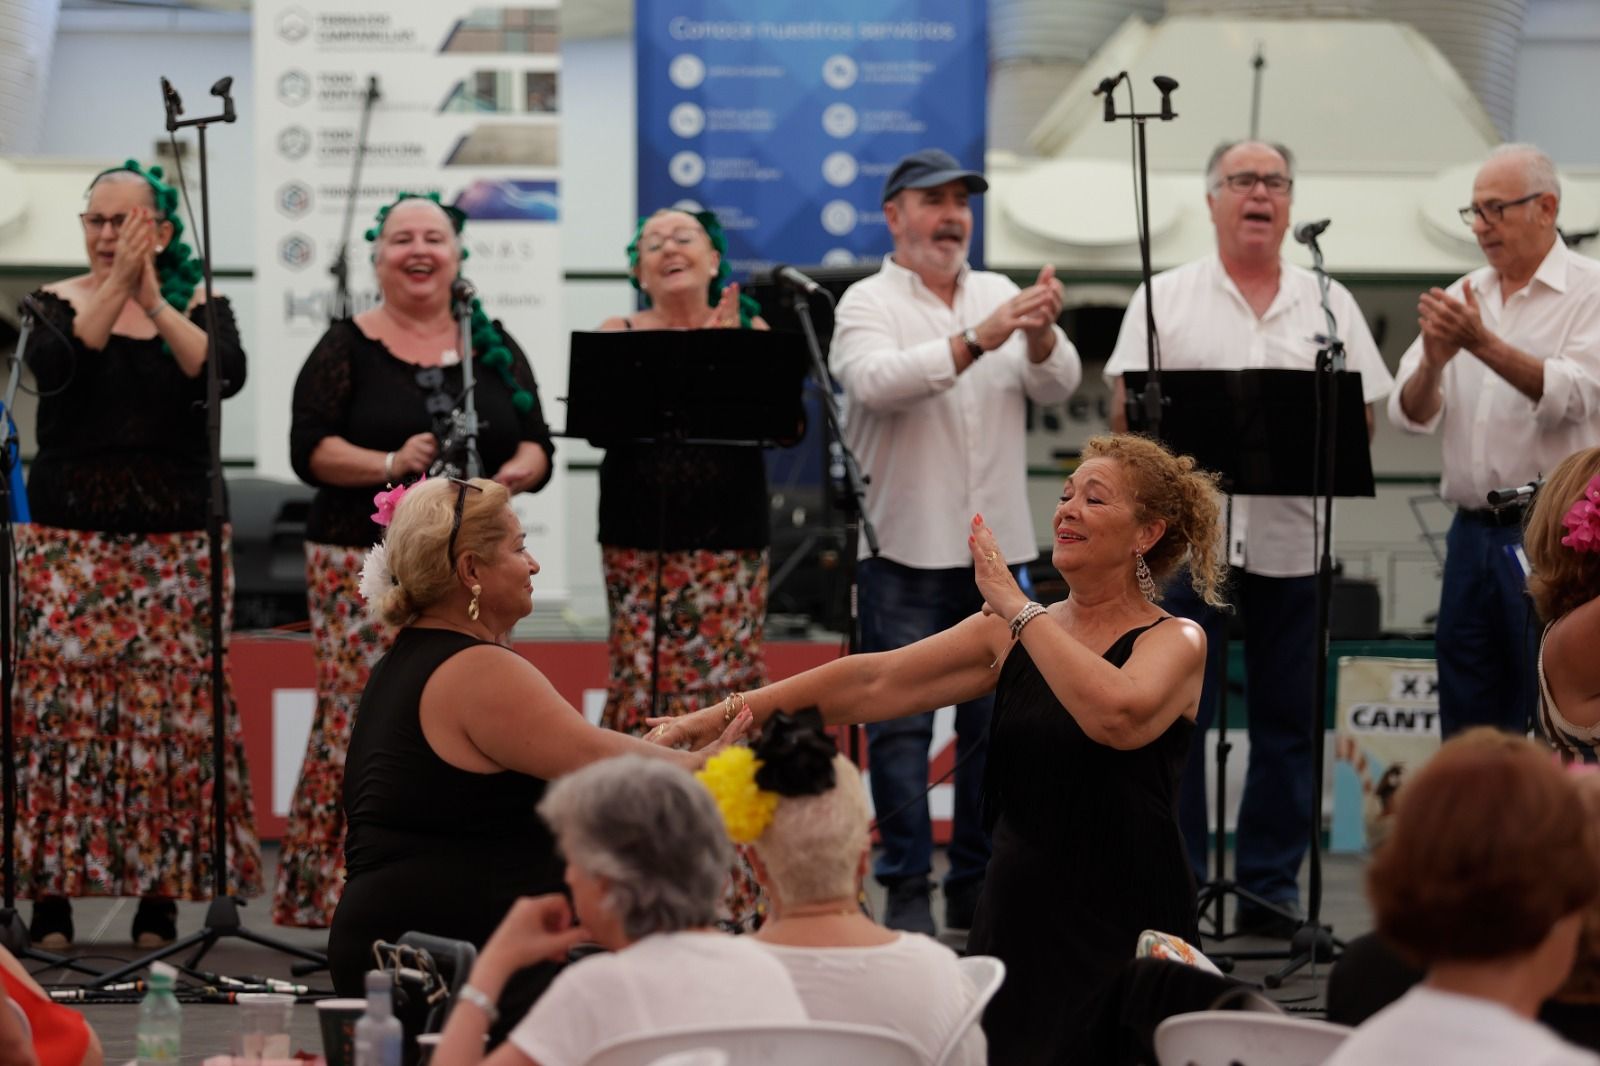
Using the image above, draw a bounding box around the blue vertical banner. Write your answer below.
[636,0,988,276]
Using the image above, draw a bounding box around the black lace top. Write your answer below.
[290,318,555,547]
[23,289,247,534]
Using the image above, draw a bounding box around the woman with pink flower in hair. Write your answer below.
[326,477,750,1023]
[1525,445,1600,761]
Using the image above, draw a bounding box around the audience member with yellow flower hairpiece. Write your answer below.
[1525,445,1600,761]
[15,161,257,950]
[698,709,988,1064]
[276,191,558,928]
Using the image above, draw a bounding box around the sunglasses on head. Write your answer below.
[446,477,485,565]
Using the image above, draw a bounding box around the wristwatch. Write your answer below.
[961,328,984,360]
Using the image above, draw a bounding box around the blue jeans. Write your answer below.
[858,557,1029,889]
[1436,512,1539,737]
[1167,570,1317,906]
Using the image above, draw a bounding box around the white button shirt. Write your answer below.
[1104,254,1394,578]
[831,255,1083,568]
[1387,240,1600,509]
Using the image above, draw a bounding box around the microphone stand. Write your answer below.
[329,76,380,322]
[0,309,102,977]
[1098,72,1179,437]
[94,77,327,984]
[1261,228,1346,988]
[454,283,482,478]
[789,284,877,764]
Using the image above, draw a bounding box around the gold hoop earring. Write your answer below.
[468,583,482,621]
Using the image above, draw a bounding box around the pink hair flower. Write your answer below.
[1560,474,1600,554]
[371,476,424,528]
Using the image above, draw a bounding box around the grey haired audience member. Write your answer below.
[538,755,733,940]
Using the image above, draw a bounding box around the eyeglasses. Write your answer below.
[445,477,485,566]
[1217,172,1294,195]
[640,230,703,254]
[79,213,133,233]
[1458,192,1541,225]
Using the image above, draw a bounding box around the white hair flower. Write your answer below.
[358,542,395,611]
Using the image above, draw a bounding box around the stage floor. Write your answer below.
[24,844,1373,1063]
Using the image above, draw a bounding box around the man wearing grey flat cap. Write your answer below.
[831,147,1082,936]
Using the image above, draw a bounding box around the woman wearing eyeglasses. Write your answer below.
[14,161,260,950]
[326,476,751,1022]
[280,193,556,928]
[592,209,774,739]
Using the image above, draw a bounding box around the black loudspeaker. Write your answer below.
[228,476,314,630]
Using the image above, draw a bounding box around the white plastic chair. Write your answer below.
[930,955,1006,1066]
[645,1052,728,1066]
[584,1021,924,1066]
[1154,1010,1353,1066]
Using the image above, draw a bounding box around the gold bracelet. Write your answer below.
[723,691,748,724]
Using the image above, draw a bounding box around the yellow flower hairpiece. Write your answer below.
[696,746,779,844]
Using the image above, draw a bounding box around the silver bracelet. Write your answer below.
[383,451,396,482]
[456,983,498,1025]
[1009,601,1048,640]
[145,300,169,320]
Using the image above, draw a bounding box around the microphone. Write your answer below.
[18,292,75,353]
[1486,479,1542,508]
[1153,75,1179,120]
[366,75,381,102]
[211,76,237,123]
[160,77,184,117]
[451,277,477,305]
[1294,218,1331,245]
[1093,72,1123,123]
[773,265,823,297]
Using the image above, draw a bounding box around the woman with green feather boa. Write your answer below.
[16,162,262,949]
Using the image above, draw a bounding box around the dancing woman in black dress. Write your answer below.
[653,434,1225,1064]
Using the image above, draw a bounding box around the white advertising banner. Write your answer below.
[252,0,567,600]
[1330,656,1441,853]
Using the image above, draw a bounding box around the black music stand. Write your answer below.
[561,328,807,718]
[1124,367,1374,978]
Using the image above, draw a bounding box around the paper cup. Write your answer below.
[315,998,367,1066]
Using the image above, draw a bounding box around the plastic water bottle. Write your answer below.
[135,961,181,1066]
[353,971,403,1066]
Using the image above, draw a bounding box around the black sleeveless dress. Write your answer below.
[328,628,566,1018]
[968,621,1198,1066]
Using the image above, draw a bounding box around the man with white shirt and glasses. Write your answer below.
[1104,140,1394,937]
[830,148,1082,935]
[1389,143,1600,739]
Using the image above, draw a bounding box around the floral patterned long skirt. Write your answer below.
[599,546,770,733]
[601,544,770,928]
[7,524,263,900]
[271,543,393,927]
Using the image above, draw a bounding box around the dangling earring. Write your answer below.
[1134,551,1156,601]
[468,584,482,621]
